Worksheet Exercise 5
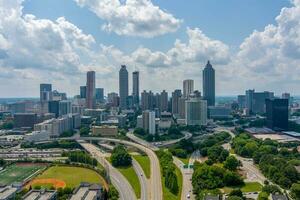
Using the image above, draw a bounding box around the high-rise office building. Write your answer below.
[59,100,71,116]
[96,88,104,103]
[203,61,215,106]
[266,99,288,131]
[142,110,156,135]
[80,86,86,99]
[245,89,274,114]
[183,79,194,98]
[141,90,155,111]
[107,92,119,107]
[172,89,182,116]
[132,71,139,107]
[160,90,168,112]
[238,95,246,109]
[119,65,129,109]
[86,71,96,109]
[185,97,207,126]
[48,101,60,118]
[178,97,186,119]
[40,83,52,102]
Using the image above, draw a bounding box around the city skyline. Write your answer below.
[1,0,300,97]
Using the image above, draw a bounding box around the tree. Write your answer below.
[111,145,132,167]
[108,185,119,200]
[227,196,243,200]
[134,128,146,136]
[223,171,244,186]
[168,125,181,135]
[258,192,269,200]
[262,185,281,195]
[224,156,240,171]
[229,189,243,198]
[291,183,300,199]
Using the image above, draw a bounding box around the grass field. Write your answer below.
[161,165,183,200]
[0,163,46,185]
[222,182,262,193]
[107,157,141,198]
[29,166,105,189]
[133,155,151,178]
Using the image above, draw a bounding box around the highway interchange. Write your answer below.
[58,127,269,200]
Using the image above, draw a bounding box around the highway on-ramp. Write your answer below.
[78,141,137,200]
[78,137,163,200]
[132,158,149,200]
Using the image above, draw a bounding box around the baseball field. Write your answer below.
[27,165,106,189]
[0,163,46,185]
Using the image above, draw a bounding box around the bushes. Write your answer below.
[232,132,300,189]
[21,140,81,149]
[207,146,229,163]
[224,156,241,171]
[63,151,97,166]
[111,145,132,167]
[156,150,179,195]
[192,163,244,194]
[169,148,187,158]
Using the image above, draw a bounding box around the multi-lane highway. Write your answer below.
[132,158,149,200]
[79,142,137,200]
[78,137,163,200]
[173,156,195,200]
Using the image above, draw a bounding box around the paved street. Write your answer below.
[173,156,195,200]
[79,142,137,200]
[80,137,163,200]
[132,158,149,200]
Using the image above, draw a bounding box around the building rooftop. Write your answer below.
[23,190,56,200]
[0,185,18,200]
[204,195,219,200]
[282,131,300,137]
[271,194,288,200]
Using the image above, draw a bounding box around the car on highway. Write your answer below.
[186,194,190,199]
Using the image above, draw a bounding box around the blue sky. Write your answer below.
[23,0,290,52]
[1,0,300,97]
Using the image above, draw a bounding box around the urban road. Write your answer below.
[78,142,137,200]
[70,136,162,200]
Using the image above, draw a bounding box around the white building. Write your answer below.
[142,110,156,134]
[34,114,80,137]
[185,97,207,126]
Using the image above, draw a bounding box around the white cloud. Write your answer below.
[0,0,95,74]
[74,0,182,38]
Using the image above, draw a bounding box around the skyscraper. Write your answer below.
[142,110,156,135]
[160,90,168,112]
[203,61,215,106]
[172,89,182,116]
[86,71,96,109]
[40,83,52,102]
[183,79,194,98]
[245,89,274,114]
[266,98,288,131]
[96,88,104,103]
[132,71,139,107]
[119,65,129,109]
[185,97,207,126]
[80,86,86,99]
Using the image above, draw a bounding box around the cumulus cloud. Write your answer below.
[233,0,300,91]
[74,0,182,37]
[0,0,95,75]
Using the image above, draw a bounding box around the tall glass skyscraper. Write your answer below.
[119,65,128,109]
[132,71,139,107]
[203,61,215,106]
[86,71,95,109]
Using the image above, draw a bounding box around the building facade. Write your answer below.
[183,79,194,98]
[185,97,207,126]
[132,71,139,107]
[86,71,96,109]
[119,65,129,109]
[266,99,289,131]
[203,61,215,106]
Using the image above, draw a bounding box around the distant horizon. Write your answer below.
[1,1,300,96]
